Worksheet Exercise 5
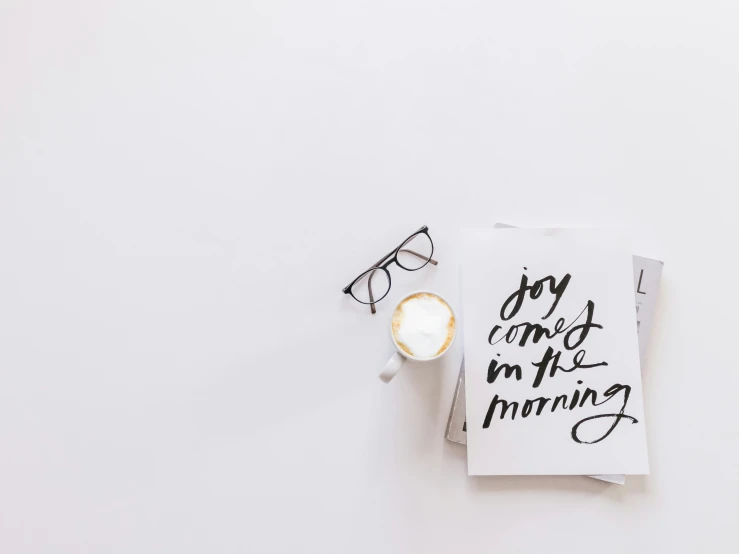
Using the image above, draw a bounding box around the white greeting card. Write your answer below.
[462,229,649,475]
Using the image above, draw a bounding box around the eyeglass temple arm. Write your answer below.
[398,248,438,265]
[368,269,378,314]
[365,250,395,314]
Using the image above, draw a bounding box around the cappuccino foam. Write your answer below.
[392,293,455,359]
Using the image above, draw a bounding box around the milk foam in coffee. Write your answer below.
[392,293,455,359]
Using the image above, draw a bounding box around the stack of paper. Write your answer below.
[447,227,663,483]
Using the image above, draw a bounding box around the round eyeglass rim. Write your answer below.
[394,231,435,271]
[348,266,392,305]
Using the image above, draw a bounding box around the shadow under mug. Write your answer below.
[379,290,457,383]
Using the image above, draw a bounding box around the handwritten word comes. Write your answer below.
[489,291,606,389]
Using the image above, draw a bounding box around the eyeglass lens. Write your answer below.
[396,232,433,270]
[350,268,391,304]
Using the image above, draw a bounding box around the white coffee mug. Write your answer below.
[379,290,457,383]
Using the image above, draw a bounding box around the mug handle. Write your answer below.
[379,352,406,383]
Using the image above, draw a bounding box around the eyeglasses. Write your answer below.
[343,225,438,314]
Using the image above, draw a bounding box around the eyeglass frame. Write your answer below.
[342,225,438,314]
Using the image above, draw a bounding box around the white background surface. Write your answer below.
[1,1,738,552]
